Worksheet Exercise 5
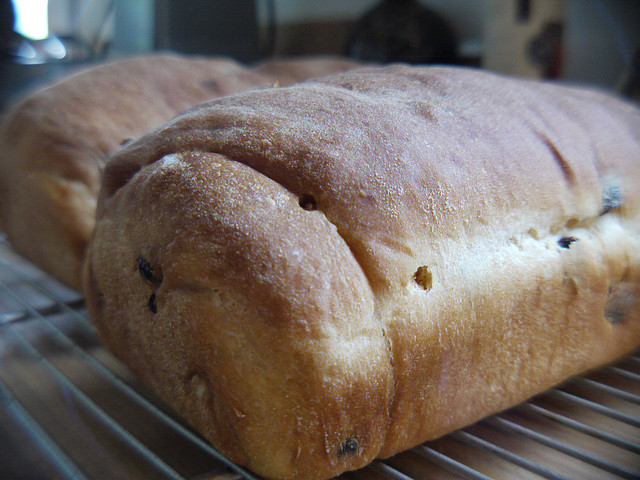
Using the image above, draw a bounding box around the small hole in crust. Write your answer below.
[565,217,580,229]
[558,237,577,249]
[414,266,433,291]
[299,194,317,211]
[119,137,132,146]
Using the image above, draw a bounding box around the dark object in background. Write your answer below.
[345,0,458,65]
[155,0,260,62]
[0,0,93,64]
[527,21,563,79]
[0,0,94,112]
[0,0,15,59]
[621,46,640,103]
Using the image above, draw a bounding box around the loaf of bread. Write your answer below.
[0,54,362,290]
[252,56,366,86]
[84,65,640,480]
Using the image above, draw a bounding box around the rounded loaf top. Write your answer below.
[87,64,640,480]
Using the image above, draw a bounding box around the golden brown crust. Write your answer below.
[0,53,363,289]
[85,65,640,479]
[85,151,393,478]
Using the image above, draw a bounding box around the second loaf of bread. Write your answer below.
[0,54,362,290]
[85,65,640,480]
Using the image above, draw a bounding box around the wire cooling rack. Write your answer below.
[0,234,638,480]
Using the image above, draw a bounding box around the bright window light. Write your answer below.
[12,0,50,40]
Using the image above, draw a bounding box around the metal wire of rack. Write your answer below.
[0,234,638,480]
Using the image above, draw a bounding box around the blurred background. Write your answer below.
[1,0,639,110]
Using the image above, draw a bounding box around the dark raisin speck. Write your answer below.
[558,236,577,249]
[601,184,622,214]
[138,256,155,281]
[339,437,359,455]
[148,293,157,313]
